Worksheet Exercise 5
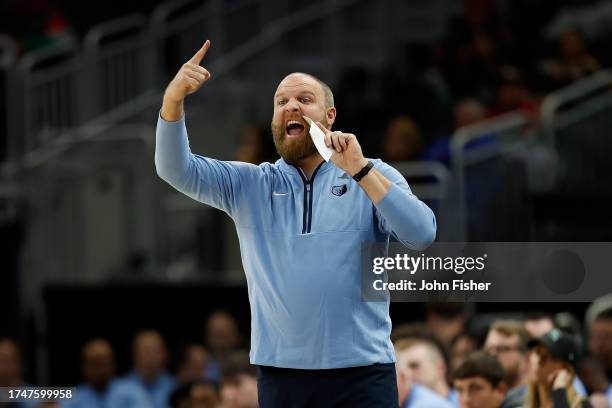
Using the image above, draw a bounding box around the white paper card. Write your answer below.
[303,116,334,162]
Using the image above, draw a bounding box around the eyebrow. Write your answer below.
[274,91,316,99]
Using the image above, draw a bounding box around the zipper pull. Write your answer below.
[306,184,311,192]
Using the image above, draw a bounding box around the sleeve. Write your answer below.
[154,113,259,217]
[373,161,437,250]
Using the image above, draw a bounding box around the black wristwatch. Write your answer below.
[352,161,374,182]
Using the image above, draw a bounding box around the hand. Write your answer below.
[315,122,368,176]
[550,369,572,390]
[164,40,212,103]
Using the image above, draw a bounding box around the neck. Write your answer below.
[292,153,324,180]
[435,381,450,398]
[537,383,553,408]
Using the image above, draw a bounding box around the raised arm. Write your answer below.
[155,40,253,216]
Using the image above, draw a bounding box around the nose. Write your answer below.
[284,97,300,112]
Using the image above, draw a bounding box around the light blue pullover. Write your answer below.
[155,114,437,369]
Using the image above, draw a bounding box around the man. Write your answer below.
[155,40,436,406]
[63,338,150,408]
[453,351,508,408]
[0,338,37,408]
[524,312,555,339]
[204,311,241,381]
[484,320,530,390]
[393,336,458,405]
[395,339,455,408]
[586,298,612,405]
[219,351,258,408]
[119,330,175,408]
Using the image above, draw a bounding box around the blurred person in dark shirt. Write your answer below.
[453,351,509,408]
[234,124,276,165]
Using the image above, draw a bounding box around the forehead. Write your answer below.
[488,330,519,343]
[275,74,321,97]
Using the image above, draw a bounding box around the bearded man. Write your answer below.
[155,40,436,407]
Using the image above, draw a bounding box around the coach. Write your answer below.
[155,40,436,407]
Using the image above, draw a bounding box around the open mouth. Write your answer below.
[285,120,306,138]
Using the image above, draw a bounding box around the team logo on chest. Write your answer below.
[331,184,348,197]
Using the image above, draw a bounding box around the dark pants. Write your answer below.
[257,363,399,408]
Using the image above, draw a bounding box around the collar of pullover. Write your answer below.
[276,157,336,179]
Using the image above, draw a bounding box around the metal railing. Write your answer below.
[540,69,612,196]
[450,112,534,241]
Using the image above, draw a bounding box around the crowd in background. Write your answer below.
[2,296,612,408]
[234,0,612,166]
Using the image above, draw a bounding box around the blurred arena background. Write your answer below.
[1,0,612,406]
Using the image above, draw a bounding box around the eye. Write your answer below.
[300,97,312,103]
[277,99,287,106]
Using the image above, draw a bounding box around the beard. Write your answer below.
[271,120,319,163]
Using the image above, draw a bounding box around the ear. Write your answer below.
[326,107,336,128]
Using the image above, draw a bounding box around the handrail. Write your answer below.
[151,0,207,26]
[84,13,148,49]
[0,34,18,66]
[17,43,77,72]
[449,111,528,241]
[541,69,612,145]
[207,0,359,76]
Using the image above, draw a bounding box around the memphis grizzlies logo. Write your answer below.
[331,184,348,196]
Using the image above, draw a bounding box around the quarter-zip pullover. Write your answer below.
[155,114,437,369]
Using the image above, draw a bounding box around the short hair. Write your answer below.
[287,72,334,108]
[490,320,531,350]
[392,323,449,364]
[453,351,506,388]
[393,336,448,367]
[220,350,256,378]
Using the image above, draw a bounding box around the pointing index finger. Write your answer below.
[189,40,210,65]
[315,121,330,135]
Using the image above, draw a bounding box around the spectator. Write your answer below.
[234,124,275,164]
[422,98,488,166]
[587,298,612,382]
[120,330,175,408]
[579,355,611,407]
[175,344,210,384]
[395,338,455,408]
[450,332,480,373]
[169,380,219,408]
[425,303,472,347]
[525,312,556,338]
[392,335,458,406]
[204,311,241,382]
[64,338,149,408]
[484,320,531,389]
[219,351,258,408]
[524,329,591,408]
[540,29,601,89]
[381,115,424,162]
[453,351,508,408]
[489,66,538,117]
[0,338,37,408]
